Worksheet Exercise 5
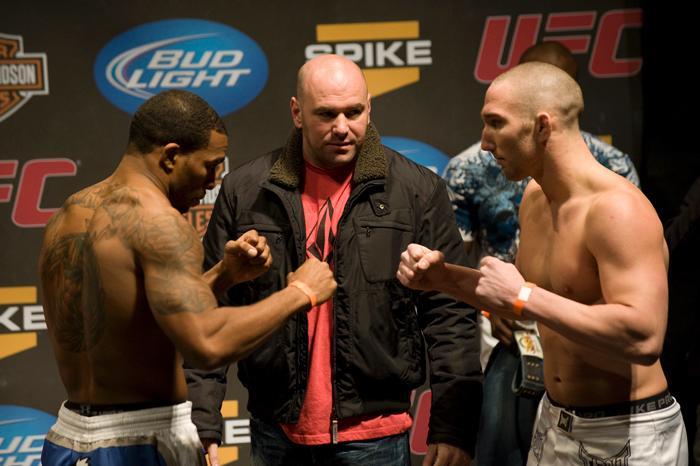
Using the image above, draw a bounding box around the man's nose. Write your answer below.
[481,128,494,152]
[333,114,349,136]
[214,162,225,179]
[205,171,217,190]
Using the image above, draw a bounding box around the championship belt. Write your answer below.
[511,329,545,398]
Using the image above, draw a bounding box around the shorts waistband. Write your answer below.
[49,401,197,448]
[64,400,176,417]
[548,390,674,419]
[52,400,194,443]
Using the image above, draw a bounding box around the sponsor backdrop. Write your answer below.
[1,1,691,465]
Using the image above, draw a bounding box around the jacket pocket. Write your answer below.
[351,285,424,388]
[352,209,414,283]
[236,220,291,300]
[238,330,290,391]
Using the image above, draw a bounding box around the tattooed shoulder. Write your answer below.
[139,211,201,263]
[65,180,123,210]
[136,210,214,316]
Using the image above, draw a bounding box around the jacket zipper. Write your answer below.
[264,177,382,440]
[260,181,308,416]
[330,179,382,444]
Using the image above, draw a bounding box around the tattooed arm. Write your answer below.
[136,208,335,369]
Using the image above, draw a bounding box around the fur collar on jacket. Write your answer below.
[268,122,388,189]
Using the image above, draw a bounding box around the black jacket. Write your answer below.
[185,124,482,455]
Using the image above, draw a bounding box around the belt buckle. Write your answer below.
[511,329,545,398]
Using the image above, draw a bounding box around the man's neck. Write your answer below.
[303,156,355,180]
[113,153,170,198]
[533,133,596,205]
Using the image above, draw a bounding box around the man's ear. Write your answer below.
[291,97,302,129]
[367,93,372,124]
[160,143,181,173]
[535,112,552,143]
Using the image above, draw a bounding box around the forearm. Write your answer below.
[435,263,488,310]
[523,287,664,365]
[202,261,232,299]
[201,185,240,298]
[196,286,311,369]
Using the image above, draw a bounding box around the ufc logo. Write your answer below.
[0,158,77,227]
[474,8,642,83]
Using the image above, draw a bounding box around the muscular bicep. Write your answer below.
[587,192,668,321]
[136,211,218,320]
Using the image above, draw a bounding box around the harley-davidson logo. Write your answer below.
[0,33,49,123]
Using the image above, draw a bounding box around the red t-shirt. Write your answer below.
[280,161,412,445]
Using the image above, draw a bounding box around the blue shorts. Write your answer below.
[41,401,206,466]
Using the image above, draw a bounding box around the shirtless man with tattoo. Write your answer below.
[38,90,336,466]
[397,63,688,465]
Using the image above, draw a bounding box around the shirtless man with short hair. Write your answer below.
[397,63,688,465]
[39,89,336,466]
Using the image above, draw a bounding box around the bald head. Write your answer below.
[490,62,584,129]
[290,54,371,169]
[296,54,368,104]
[519,41,578,80]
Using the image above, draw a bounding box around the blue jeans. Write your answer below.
[475,343,541,466]
[250,417,411,466]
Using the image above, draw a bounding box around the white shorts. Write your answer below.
[527,393,688,466]
[42,401,206,466]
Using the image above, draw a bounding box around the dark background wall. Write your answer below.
[640,1,699,220]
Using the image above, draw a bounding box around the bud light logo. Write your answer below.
[383,136,450,175]
[94,19,268,116]
[0,405,56,465]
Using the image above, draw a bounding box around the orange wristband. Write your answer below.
[512,282,536,317]
[288,281,317,308]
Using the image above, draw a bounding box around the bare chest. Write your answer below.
[518,202,601,304]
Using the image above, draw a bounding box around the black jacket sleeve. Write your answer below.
[415,178,483,458]
[665,176,700,254]
[183,176,238,442]
[663,176,700,383]
[184,365,228,443]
